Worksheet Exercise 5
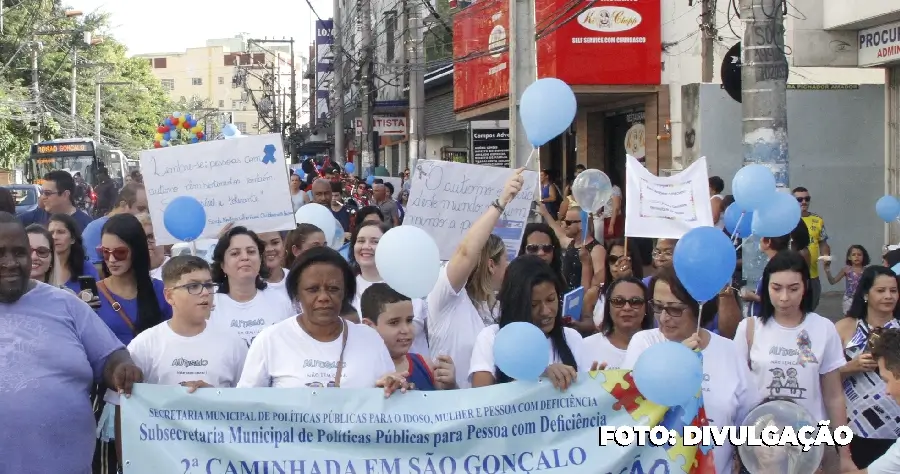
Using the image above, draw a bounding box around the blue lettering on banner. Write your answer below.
[120,377,699,474]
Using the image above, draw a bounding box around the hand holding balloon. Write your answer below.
[499,168,525,207]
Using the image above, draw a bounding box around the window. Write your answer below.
[161,79,174,91]
[218,77,224,85]
[192,77,203,86]
[232,100,242,109]
[234,122,247,133]
[153,57,167,68]
[385,11,397,61]
[218,100,225,108]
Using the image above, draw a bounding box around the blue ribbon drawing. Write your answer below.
[262,144,277,164]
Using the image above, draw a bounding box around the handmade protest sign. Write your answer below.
[120,372,712,474]
[403,160,538,261]
[624,155,713,239]
[141,133,295,245]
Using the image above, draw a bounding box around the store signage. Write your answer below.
[353,116,407,136]
[858,19,900,67]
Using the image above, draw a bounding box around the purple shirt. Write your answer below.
[0,282,124,473]
[95,278,172,345]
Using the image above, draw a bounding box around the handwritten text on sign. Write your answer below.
[120,374,700,474]
[140,134,295,245]
[404,160,538,261]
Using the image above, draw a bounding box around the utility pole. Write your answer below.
[399,0,408,169]
[508,0,537,168]
[739,0,790,294]
[31,40,41,143]
[332,2,345,165]
[289,38,297,138]
[407,15,426,171]
[360,0,374,173]
[700,0,715,82]
[71,49,78,122]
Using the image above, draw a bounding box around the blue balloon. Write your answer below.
[494,322,550,381]
[163,196,207,242]
[222,123,238,137]
[163,132,170,141]
[723,204,753,238]
[732,164,777,211]
[751,192,801,238]
[172,111,182,118]
[164,118,172,126]
[519,78,577,147]
[184,114,192,122]
[366,175,374,186]
[632,342,704,407]
[876,195,900,223]
[345,162,355,173]
[191,137,199,143]
[673,226,737,302]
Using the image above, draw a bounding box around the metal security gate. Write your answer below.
[441,147,468,163]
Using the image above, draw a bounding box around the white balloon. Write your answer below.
[375,225,440,299]
[571,169,613,213]
[294,204,336,244]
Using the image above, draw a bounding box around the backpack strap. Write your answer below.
[746,317,756,370]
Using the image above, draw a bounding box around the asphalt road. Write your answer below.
[816,291,846,323]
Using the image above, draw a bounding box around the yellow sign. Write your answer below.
[36,143,91,154]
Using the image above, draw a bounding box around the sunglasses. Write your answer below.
[649,301,688,318]
[796,196,811,203]
[31,246,51,258]
[608,254,626,265]
[97,246,130,261]
[563,220,580,226]
[526,244,554,254]
[610,296,645,308]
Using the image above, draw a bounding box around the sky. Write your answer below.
[71,0,334,56]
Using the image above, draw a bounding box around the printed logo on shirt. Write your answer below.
[171,358,209,368]
[764,330,816,401]
[230,319,266,329]
[306,381,338,388]
[302,359,346,370]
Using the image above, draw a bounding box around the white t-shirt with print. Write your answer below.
[468,324,590,382]
[106,321,247,405]
[582,333,626,369]
[426,267,498,389]
[237,317,395,388]
[621,328,759,474]
[869,438,900,474]
[733,314,845,422]
[352,275,429,357]
[266,268,290,293]
[209,288,295,346]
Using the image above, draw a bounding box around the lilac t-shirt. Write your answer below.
[96,278,172,344]
[0,282,124,474]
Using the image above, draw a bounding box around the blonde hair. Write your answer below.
[135,213,153,227]
[465,234,506,314]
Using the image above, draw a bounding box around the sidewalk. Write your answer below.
[817,291,846,323]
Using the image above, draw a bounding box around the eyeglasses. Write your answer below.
[171,282,218,295]
[610,296,645,308]
[525,244,554,254]
[96,246,130,261]
[652,249,674,258]
[649,301,688,318]
[563,220,580,226]
[40,190,60,197]
[796,196,811,203]
[31,247,51,258]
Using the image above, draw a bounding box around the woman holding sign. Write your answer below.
[426,169,524,389]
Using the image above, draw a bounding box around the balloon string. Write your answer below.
[696,302,704,334]
[730,212,745,242]
[734,238,750,252]
[524,147,537,170]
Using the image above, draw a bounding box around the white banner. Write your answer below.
[141,134,296,245]
[404,160,538,261]
[624,155,713,239]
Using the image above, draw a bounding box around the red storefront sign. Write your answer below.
[453,0,661,112]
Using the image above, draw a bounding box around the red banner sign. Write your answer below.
[453,0,661,112]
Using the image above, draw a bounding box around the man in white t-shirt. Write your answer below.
[111,256,248,458]
[855,328,900,474]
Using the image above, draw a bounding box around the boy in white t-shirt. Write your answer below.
[112,256,248,458]
[858,328,900,474]
[361,283,456,391]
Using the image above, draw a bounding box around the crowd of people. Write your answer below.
[1,160,900,474]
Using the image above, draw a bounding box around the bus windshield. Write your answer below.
[32,156,97,186]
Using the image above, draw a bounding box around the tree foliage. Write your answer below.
[0,0,173,168]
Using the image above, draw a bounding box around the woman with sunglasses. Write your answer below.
[516,223,568,287]
[49,213,98,292]
[583,277,653,369]
[209,226,294,346]
[469,256,592,390]
[590,238,644,327]
[834,266,900,468]
[25,224,55,283]
[733,250,855,473]
[622,266,757,474]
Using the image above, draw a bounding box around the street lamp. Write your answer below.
[94,81,129,143]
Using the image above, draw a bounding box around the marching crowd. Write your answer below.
[2,161,900,474]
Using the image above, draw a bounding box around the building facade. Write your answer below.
[137,35,309,138]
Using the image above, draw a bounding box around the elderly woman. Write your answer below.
[237,246,408,394]
[0,212,142,473]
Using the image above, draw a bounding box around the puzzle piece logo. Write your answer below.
[262,144,277,164]
[605,370,666,423]
[667,435,698,474]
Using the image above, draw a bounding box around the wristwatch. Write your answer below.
[490,199,505,213]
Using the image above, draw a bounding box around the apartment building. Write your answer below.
[137,35,310,136]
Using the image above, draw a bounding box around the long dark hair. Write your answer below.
[25,224,55,283]
[211,226,269,294]
[49,213,88,281]
[496,255,576,383]
[847,266,900,321]
[759,250,813,323]
[599,277,654,336]
[517,222,565,287]
[348,220,391,276]
[101,214,164,334]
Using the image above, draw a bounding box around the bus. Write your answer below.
[26,138,128,187]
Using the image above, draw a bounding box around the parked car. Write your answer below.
[2,184,42,216]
